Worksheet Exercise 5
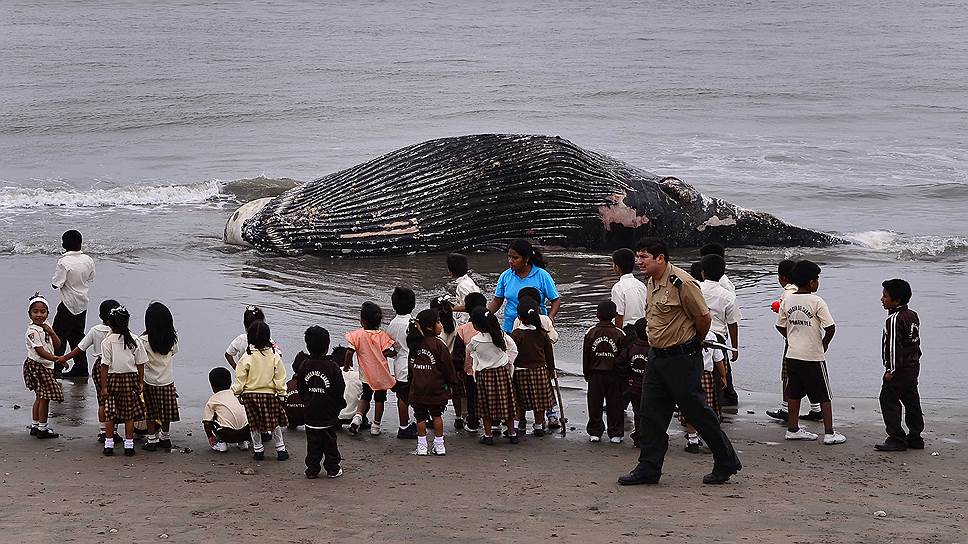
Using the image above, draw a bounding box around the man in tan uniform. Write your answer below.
[618,238,741,486]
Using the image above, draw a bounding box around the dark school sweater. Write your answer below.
[295,354,347,428]
[583,321,626,375]
[617,338,650,395]
[882,306,921,376]
[408,335,458,406]
[510,327,555,371]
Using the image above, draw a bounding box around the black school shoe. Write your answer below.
[702,461,743,485]
[765,409,789,422]
[800,411,824,421]
[454,418,465,431]
[907,435,925,450]
[508,434,520,445]
[29,426,38,436]
[684,441,711,454]
[533,428,545,437]
[397,422,418,440]
[253,451,265,461]
[277,450,290,461]
[158,439,172,450]
[874,441,907,452]
[35,428,59,439]
[102,447,114,457]
[617,466,660,486]
[142,441,158,452]
[124,448,136,457]
[479,435,495,446]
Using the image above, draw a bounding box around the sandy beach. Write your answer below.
[2,391,965,544]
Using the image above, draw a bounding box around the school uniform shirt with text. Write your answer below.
[139,336,177,386]
[776,293,835,361]
[25,324,55,368]
[408,336,459,406]
[296,355,347,428]
[583,322,625,375]
[51,250,96,315]
[883,305,921,375]
[101,333,149,373]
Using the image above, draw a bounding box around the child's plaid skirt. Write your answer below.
[240,392,288,432]
[512,366,553,411]
[144,383,180,423]
[105,372,146,422]
[677,370,722,426]
[475,365,517,420]
[23,359,64,402]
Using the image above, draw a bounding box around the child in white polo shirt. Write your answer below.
[610,248,648,329]
[24,294,65,439]
[386,286,417,439]
[775,260,846,445]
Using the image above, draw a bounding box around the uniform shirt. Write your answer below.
[510,326,555,371]
[139,335,177,386]
[583,321,625,374]
[883,305,921,375]
[700,330,725,372]
[78,324,112,359]
[618,338,650,395]
[226,333,281,359]
[202,389,249,430]
[385,314,412,382]
[455,274,482,305]
[25,323,55,368]
[700,280,741,338]
[719,274,736,294]
[611,273,648,324]
[645,263,709,348]
[232,347,286,395]
[456,322,478,375]
[408,335,458,406]
[776,293,835,361]
[51,251,96,315]
[295,355,347,428]
[470,332,518,372]
[101,333,149,374]
[512,314,559,343]
[494,266,560,332]
[344,328,396,389]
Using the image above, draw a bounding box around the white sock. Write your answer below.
[779,400,789,410]
[687,433,699,444]
[38,422,48,430]
[123,439,134,449]
[31,420,39,428]
[433,436,444,446]
[272,426,286,451]
[417,435,428,447]
[810,403,821,412]
[105,438,115,449]
[250,429,264,452]
[533,423,543,431]
[513,419,520,429]
[147,432,159,444]
[159,430,170,440]
[400,425,409,430]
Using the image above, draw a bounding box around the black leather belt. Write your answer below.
[651,337,701,359]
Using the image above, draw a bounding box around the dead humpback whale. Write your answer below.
[224,134,845,256]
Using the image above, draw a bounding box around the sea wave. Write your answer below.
[850,230,968,261]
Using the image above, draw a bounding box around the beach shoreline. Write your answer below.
[1,388,965,543]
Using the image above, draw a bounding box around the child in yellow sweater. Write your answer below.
[232,321,289,461]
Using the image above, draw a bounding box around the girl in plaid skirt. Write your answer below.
[100,305,149,457]
[469,307,519,446]
[232,321,289,461]
[24,293,65,439]
[140,301,180,452]
[510,298,555,437]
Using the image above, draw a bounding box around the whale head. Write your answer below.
[224,197,273,247]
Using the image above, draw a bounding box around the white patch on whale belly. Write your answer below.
[598,193,649,231]
[224,197,274,246]
[696,215,737,231]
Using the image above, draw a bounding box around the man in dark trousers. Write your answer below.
[52,230,96,379]
[618,238,742,486]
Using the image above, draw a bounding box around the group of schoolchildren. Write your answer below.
[22,231,927,484]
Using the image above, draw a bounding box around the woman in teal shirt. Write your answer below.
[487,239,561,332]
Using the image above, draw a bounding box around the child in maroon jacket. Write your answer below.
[407,309,459,456]
[618,317,649,448]
[875,279,923,452]
[583,301,627,443]
[295,326,347,478]
[284,354,307,430]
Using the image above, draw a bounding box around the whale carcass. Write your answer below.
[224,134,844,256]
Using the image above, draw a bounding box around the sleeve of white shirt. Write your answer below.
[610,282,626,316]
[27,330,43,348]
[541,315,560,344]
[78,328,96,350]
[225,335,243,357]
[202,397,216,422]
[87,258,96,282]
[816,299,835,328]
[101,338,113,368]
[724,297,740,325]
[775,303,787,327]
[51,260,67,289]
[134,341,149,365]
[505,334,518,366]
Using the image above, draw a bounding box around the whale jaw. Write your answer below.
[224,197,273,247]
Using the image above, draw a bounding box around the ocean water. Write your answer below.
[1,1,966,428]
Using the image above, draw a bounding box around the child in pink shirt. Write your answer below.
[344,301,397,436]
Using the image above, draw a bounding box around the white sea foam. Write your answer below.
[0,180,221,209]
[850,230,968,260]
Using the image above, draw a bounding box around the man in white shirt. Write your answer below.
[699,253,740,407]
[610,248,648,328]
[51,230,96,379]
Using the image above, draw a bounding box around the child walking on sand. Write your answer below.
[875,279,924,452]
[139,302,180,451]
[232,321,290,461]
[24,293,65,439]
[510,298,555,437]
[345,302,397,436]
[776,260,846,445]
[58,299,121,442]
[469,307,519,445]
[407,309,459,455]
[295,326,346,478]
[100,305,148,456]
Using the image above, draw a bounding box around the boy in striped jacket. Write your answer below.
[875,279,924,452]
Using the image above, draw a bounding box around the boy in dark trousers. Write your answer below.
[875,279,924,451]
[617,317,649,448]
[295,326,347,478]
[583,301,626,443]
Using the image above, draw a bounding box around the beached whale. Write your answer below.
[224,134,845,256]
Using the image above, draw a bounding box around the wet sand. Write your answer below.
[1,391,965,544]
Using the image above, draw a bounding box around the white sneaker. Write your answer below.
[589,435,601,443]
[609,436,623,444]
[414,442,428,456]
[327,468,343,478]
[785,428,819,441]
[369,423,382,436]
[211,441,228,452]
[823,432,847,445]
[432,442,446,456]
[236,441,250,451]
[349,414,362,435]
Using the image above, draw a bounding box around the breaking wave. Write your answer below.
[850,230,968,261]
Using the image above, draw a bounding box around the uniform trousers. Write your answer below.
[586,370,625,438]
[305,427,341,476]
[879,372,924,444]
[53,303,87,373]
